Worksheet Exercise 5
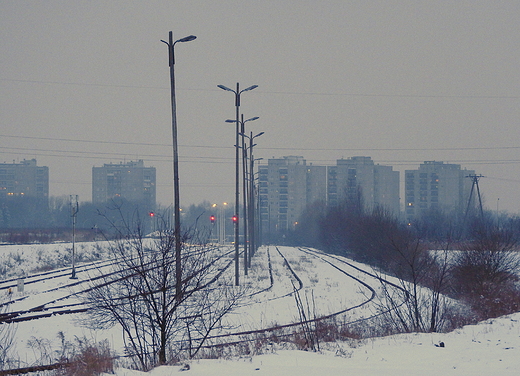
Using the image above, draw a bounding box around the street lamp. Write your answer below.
[218,83,258,286]
[227,115,259,276]
[240,131,264,264]
[162,31,196,302]
[251,160,263,259]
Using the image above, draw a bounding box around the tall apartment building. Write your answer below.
[404,161,475,223]
[259,156,399,241]
[0,159,49,201]
[327,156,400,214]
[258,156,308,239]
[306,164,327,204]
[92,160,156,208]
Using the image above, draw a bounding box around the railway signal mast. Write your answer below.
[70,195,79,279]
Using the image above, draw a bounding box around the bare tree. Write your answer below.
[83,214,243,370]
[362,208,455,333]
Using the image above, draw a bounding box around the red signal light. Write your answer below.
[210,215,216,223]
[149,212,155,217]
[232,215,238,223]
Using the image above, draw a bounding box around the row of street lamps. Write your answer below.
[219,84,262,285]
[163,30,262,289]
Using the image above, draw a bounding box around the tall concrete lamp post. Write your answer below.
[246,132,263,262]
[162,31,196,301]
[218,83,258,286]
[231,115,259,275]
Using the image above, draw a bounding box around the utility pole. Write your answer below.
[464,174,485,220]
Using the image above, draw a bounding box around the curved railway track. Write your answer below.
[0,244,416,376]
[2,245,409,350]
[197,246,384,346]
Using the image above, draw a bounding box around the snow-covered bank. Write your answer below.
[112,312,520,376]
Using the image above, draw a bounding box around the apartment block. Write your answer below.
[404,161,475,223]
[258,156,308,239]
[0,159,49,200]
[259,156,400,241]
[92,160,156,207]
[327,156,400,214]
[306,164,327,205]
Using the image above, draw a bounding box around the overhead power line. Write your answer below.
[2,78,520,99]
[1,147,520,167]
[1,134,519,153]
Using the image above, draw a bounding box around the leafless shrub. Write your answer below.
[292,287,319,351]
[451,222,520,319]
[26,336,53,367]
[54,337,114,376]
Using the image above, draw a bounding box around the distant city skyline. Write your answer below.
[4,156,482,222]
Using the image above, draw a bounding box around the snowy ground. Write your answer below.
[115,312,520,376]
[1,242,519,375]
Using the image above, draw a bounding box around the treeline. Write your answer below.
[289,201,520,323]
[0,197,225,244]
[0,196,157,242]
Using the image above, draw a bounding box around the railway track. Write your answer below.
[198,246,383,346]
[0,244,414,375]
[0,245,233,323]
[2,245,408,350]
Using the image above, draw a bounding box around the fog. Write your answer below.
[1,1,519,213]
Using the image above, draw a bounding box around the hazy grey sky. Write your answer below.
[1,1,519,213]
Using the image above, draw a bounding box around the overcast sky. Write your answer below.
[1,1,519,213]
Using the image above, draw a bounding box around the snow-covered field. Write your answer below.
[1,242,519,375]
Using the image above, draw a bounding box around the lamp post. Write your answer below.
[227,115,259,276]
[218,83,258,286]
[249,139,263,262]
[162,31,196,301]
[240,131,264,265]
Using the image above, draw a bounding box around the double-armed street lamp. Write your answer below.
[218,83,258,286]
[240,131,264,264]
[227,115,259,276]
[162,31,196,301]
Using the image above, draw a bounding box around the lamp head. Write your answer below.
[218,84,233,92]
[242,85,258,92]
[177,35,197,43]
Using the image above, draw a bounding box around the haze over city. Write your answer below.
[1,1,519,213]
